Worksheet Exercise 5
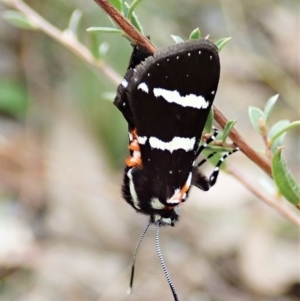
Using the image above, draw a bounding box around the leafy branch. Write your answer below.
[92,0,272,178]
[1,0,299,226]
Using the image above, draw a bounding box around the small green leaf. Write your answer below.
[127,0,143,19]
[122,0,143,34]
[87,31,101,60]
[222,120,236,142]
[106,16,117,28]
[272,148,300,206]
[171,35,184,44]
[68,9,82,38]
[130,11,143,33]
[269,119,290,153]
[109,0,122,11]
[270,121,300,150]
[248,106,265,133]
[203,145,234,153]
[215,37,231,52]
[189,28,201,40]
[264,94,279,122]
[121,0,126,13]
[204,107,214,133]
[87,27,123,34]
[122,1,130,17]
[2,10,37,30]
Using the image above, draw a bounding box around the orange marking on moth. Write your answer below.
[126,128,143,167]
[126,156,142,167]
[167,179,191,208]
[180,183,190,196]
[128,140,140,151]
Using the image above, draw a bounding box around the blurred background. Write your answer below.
[0,0,299,300]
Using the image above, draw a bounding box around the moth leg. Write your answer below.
[192,128,218,191]
[197,151,217,167]
[208,147,239,187]
[195,127,218,158]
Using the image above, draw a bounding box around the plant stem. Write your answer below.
[93,0,273,178]
[2,0,298,226]
[2,0,122,84]
[228,166,300,227]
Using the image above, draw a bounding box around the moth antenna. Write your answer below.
[127,221,151,294]
[156,222,179,301]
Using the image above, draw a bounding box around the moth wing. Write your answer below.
[127,40,220,188]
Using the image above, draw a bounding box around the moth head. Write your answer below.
[122,167,191,226]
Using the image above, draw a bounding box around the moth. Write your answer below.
[114,39,237,300]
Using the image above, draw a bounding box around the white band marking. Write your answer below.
[137,136,147,145]
[127,169,141,210]
[149,136,195,153]
[150,198,165,210]
[137,82,149,93]
[121,79,128,88]
[167,188,181,205]
[153,88,209,109]
[186,172,192,188]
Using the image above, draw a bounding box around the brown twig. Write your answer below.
[2,0,298,225]
[93,0,273,178]
[93,0,156,53]
[2,0,122,84]
[213,106,272,176]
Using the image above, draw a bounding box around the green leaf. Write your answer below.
[109,0,122,11]
[127,0,143,19]
[270,120,300,150]
[215,37,231,52]
[248,106,265,133]
[269,119,290,153]
[87,31,101,60]
[86,27,123,34]
[222,120,236,142]
[130,11,143,33]
[2,10,37,30]
[203,145,235,153]
[204,107,214,133]
[189,28,201,40]
[171,35,184,44]
[121,0,144,34]
[264,94,279,122]
[68,9,82,38]
[122,1,130,17]
[272,148,300,206]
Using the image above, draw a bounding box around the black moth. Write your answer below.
[114,39,237,300]
[115,39,222,225]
